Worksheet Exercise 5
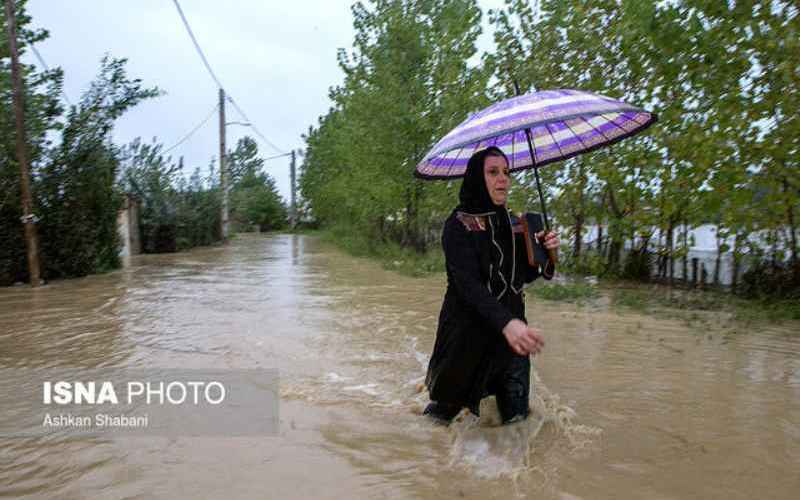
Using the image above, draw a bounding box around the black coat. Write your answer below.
[425,208,551,408]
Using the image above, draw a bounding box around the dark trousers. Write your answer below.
[424,354,530,424]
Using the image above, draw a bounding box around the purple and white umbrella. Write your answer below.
[415,88,656,232]
[415,89,656,180]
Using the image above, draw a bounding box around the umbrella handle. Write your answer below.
[535,232,558,278]
[547,247,558,266]
[521,214,558,269]
[536,231,558,267]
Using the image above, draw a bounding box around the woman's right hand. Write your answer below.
[502,319,545,356]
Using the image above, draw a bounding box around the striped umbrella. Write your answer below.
[415,88,657,229]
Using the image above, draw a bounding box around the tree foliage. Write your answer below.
[36,56,160,277]
[301,0,490,251]
[0,0,63,284]
[1,1,160,283]
[227,136,287,232]
[1,3,289,285]
[301,0,799,296]
[119,138,221,252]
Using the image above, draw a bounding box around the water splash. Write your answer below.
[445,367,602,491]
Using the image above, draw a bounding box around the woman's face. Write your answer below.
[484,154,510,206]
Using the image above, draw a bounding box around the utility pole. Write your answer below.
[4,0,41,286]
[290,150,296,229]
[218,88,229,240]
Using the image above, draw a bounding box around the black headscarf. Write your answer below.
[457,147,514,278]
[458,147,507,214]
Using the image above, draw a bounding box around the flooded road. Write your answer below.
[1,233,798,499]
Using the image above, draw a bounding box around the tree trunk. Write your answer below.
[784,178,798,270]
[573,214,583,263]
[713,226,722,286]
[416,181,426,252]
[605,186,624,274]
[657,226,665,279]
[377,215,386,242]
[681,219,688,284]
[770,229,778,268]
[608,239,622,271]
[630,226,636,267]
[573,161,586,264]
[597,224,603,256]
[641,234,653,281]
[700,262,707,290]
[404,183,424,253]
[731,232,741,290]
[597,191,607,258]
[667,220,674,286]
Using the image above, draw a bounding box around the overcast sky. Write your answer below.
[25,0,505,201]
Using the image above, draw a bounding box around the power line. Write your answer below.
[170,0,223,90]
[29,44,74,106]
[164,104,219,154]
[227,96,283,154]
[263,151,293,162]
[170,0,285,154]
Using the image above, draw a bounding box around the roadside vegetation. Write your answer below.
[1,1,286,285]
[299,0,799,308]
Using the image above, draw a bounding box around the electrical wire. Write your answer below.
[29,44,74,106]
[163,104,219,154]
[227,96,283,154]
[171,0,285,155]
[170,0,224,90]
[263,151,293,162]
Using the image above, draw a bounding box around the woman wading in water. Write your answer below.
[424,146,559,425]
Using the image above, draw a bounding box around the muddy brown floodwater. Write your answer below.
[1,234,798,499]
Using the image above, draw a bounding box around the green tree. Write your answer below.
[301,0,799,297]
[119,137,183,252]
[120,138,223,252]
[36,56,160,276]
[302,0,489,251]
[0,0,64,284]
[228,136,287,231]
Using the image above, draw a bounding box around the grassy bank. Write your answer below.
[530,279,800,324]
[284,226,445,277]
[292,227,800,325]
[528,278,798,324]
[605,282,800,323]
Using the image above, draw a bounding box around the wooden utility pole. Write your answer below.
[290,150,296,229]
[4,0,41,286]
[218,88,229,240]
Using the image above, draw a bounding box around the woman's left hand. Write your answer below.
[536,231,560,250]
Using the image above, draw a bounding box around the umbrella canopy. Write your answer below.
[415,89,656,179]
